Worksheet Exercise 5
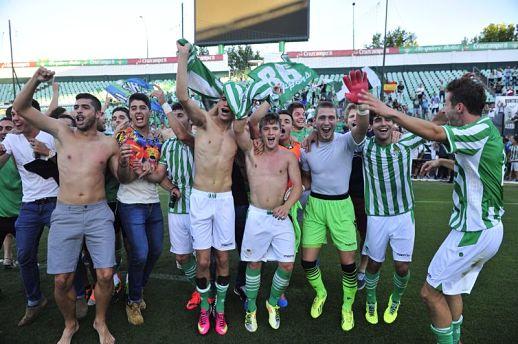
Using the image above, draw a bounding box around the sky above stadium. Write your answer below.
[0,0,517,62]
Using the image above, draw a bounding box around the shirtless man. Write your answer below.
[13,67,119,344]
[234,112,302,332]
[176,41,238,335]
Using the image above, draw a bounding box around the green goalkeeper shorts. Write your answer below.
[302,194,357,251]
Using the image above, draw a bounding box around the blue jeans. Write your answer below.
[118,202,163,303]
[15,200,56,306]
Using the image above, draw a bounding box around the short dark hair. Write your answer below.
[316,101,336,115]
[287,102,305,116]
[278,109,292,121]
[76,93,102,112]
[172,102,183,111]
[259,112,280,130]
[49,106,67,119]
[129,93,151,109]
[5,106,12,117]
[446,77,486,116]
[112,106,130,119]
[58,114,76,127]
[0,116,13,122]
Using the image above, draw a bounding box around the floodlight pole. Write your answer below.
[352,2,356,51]
[139,16,149,58]
[380,0,389,101]
[9,20,16,98]
[181,2,184,38]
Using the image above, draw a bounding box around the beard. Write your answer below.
[77,116,96,132]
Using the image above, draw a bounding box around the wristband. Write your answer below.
[162,103,173,114]
[358,104,369,116]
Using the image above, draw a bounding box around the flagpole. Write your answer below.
[380,0,389,101]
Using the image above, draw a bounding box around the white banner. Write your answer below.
[495,96,518,130]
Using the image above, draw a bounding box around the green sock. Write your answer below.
[452,315,463,344]
[431,324,453,344]
[215,281,229,313]
[268,267,292,307]
[303,264,327,298]
[180,256,197,285]
[365,271,380,305]
[196,284,211,311]
[391,271,410,303]
[245,266,261,312]
[342,264,357,311]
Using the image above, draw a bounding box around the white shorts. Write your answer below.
[189,188,235,251]
[168,213,193,255]
[241,205,295,263]
[511,162,518,172]
[362,211,415,263]
[426,223,503,295]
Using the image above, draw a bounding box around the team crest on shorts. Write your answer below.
[244,248,253,257]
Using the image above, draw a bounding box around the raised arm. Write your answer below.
[350,104,369,144]
[13,67,66,138]
[343,70,369,144]
[248,101,270,139]
[359,90,447,143]
[151,86,194,148]
[101,93,111,115]
[232,118,253,152]
[176,41,208,127]
[44,81,59,116]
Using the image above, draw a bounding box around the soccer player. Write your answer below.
[360,76,505,344]
[300,70,369,332]
[177,41,238,335]
[233,112,302,332]
[148,87,201,310]
[13,67,119,344]
[361,112,426,325]
[288,102,312,143]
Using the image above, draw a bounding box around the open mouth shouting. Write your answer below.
[76,114,85,125]
[134,113,146,125]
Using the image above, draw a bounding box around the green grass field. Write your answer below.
[0,181,517,343]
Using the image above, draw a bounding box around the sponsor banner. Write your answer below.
[400,41,518,54]
[0,55,223,68]
[287,47,399,58]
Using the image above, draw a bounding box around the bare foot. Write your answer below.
[93,321,115,344]
[57,321,79,344]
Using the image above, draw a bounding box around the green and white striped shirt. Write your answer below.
[443,116,505,232]
[159,138,194,214]
[362,133,425,216]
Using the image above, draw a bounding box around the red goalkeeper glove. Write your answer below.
[343,70,369,104]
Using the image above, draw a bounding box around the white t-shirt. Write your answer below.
[2,131,59,202]
[117,178,159,204]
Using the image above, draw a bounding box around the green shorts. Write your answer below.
[302,195,357,251]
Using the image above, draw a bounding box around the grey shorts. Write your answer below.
[47,200,115,274]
